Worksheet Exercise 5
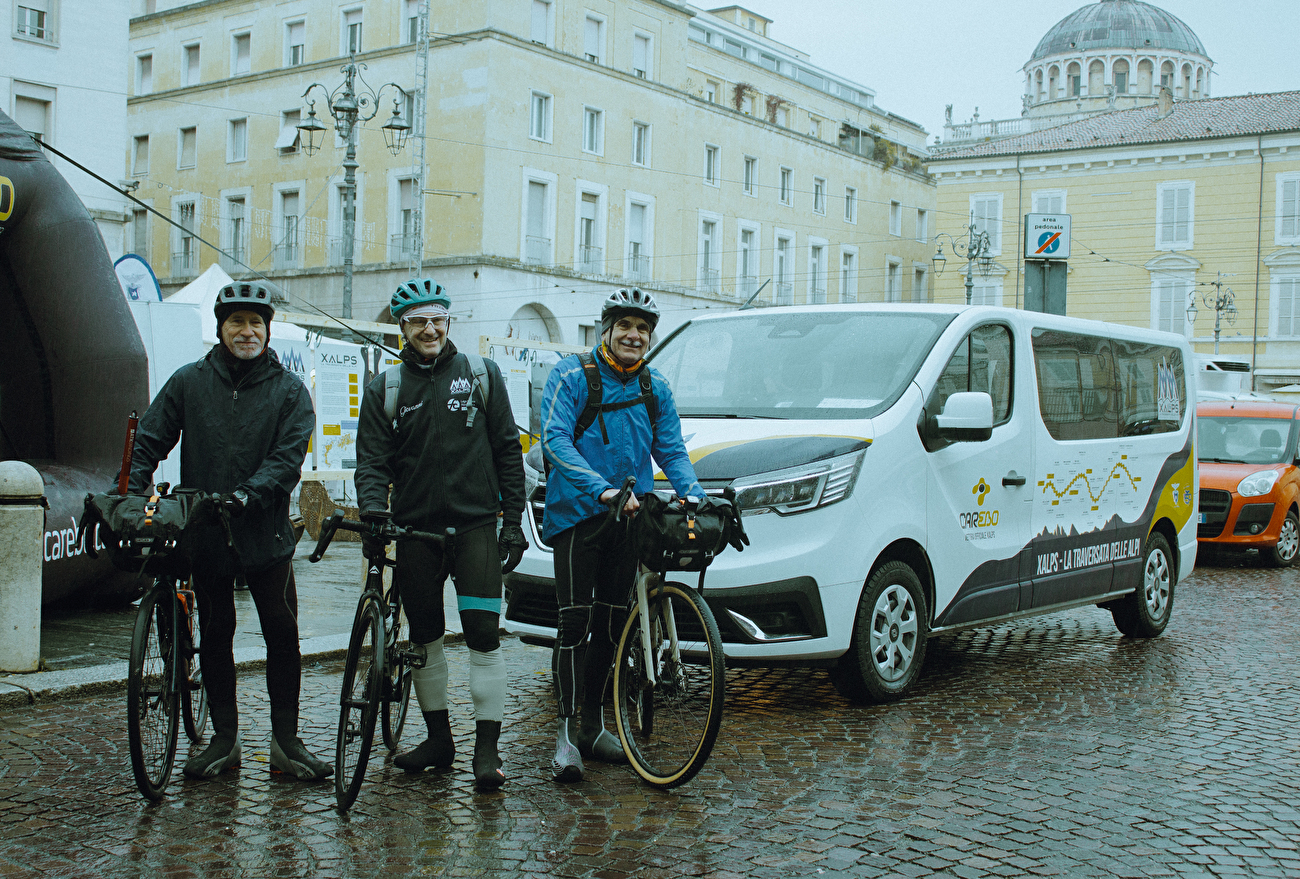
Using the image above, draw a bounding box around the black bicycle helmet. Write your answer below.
[214,281,275,325]
[600,288,660,333]
[391,277,451,321]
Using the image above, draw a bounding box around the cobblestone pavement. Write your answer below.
[2,561,1299,878]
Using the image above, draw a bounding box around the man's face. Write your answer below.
[607,316,652,367]
[402,313,448,359]
[220,310,268,360]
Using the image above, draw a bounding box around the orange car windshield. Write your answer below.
[1198,416,1293,465]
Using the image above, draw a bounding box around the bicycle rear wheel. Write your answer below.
[381,595,413,751]
[336,599,383,811]
[612,581,725,788]
[127,585,180,801]
[181,586,208,742]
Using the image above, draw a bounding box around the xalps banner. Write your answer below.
[1024,213,1071,261]
[114,253,163,301]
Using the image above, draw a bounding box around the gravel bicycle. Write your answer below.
[309,510,454,811]
[593,477,746,788]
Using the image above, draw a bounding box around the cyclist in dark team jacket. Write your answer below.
[354,278,527,790]
[128,282,328,782]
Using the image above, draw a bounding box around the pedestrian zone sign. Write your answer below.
[1025,213,1071,261]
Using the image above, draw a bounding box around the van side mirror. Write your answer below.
[934,391,994,442]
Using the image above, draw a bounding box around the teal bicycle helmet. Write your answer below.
[391,278,451,321]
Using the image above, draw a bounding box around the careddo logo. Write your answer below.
[0,175,14,222]
[959,478,998,540]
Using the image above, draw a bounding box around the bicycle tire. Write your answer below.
[381,596,413,751]
[335,599,384,811]
[181,589,208,742]
[612,581,725,788]
[127,585,180,801]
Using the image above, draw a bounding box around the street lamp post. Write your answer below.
[1186,272,1237,355]
[297,58,409,337]
[931,214,994,305]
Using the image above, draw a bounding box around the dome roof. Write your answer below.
[1028,0,1209,64]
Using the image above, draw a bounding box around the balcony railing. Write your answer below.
[700,267,720,293]
[273,243,300,271]
[219,247,246,275]
[775,282,793,305]
[389,233,418,263]
[525,235,551,265]
[172,248,199,277]
[577,244,603,274]
[327,237,347,266]
[810,283,827,304]
[626,250,650,281]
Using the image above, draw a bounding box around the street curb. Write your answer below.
[0,630,474,710]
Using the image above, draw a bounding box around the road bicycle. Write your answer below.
[309,510,453,812]
[594,477,745,788]
[81,488,227,801]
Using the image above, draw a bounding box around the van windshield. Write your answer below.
[649,311,954,420]
[1198,416,1295,465]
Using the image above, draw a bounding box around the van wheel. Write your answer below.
[1267,510,1300,567]
[830,561,929,704]
[1111,532,1175,637]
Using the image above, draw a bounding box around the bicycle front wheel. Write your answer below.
[127,585,180,801]
[336,599,383,811]
[181,586,208,742]
[613,581,725,788]
[381,596,412,751]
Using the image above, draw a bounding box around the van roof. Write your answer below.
[1198,400,1300,419]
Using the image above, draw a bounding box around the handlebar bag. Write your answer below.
[82,492,200,575]
[631,492,734,573]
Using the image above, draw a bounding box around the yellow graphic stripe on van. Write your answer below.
[1148,451,1196,537]
[653,434,871,481]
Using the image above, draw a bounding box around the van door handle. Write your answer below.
[1003,472,1027,487]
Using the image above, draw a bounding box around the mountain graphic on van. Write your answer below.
[1034,513,1138,541]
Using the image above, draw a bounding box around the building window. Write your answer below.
[227,118,247,163]
[1276,173,1300,245]
[840,249,858,303]
[224,197,247,272]
[775,105,788,127]
[582,107,603,154]
[812,177,826,215]
[970,280,1002,306]
[626,199,650,280]
[916,208,928,243]
[275,110,301,154]
[809,117,820,139]
[743,157,756,196]
[774,235,792,304]
[530,91,552,142]
[1152,275,1192,336]
[131,208,149,259]
[15,0,55,43]
[174,201,198,275]
[912,266,928,302]
[530,0,552,46]
[404,0,420,44]
[13,94,50,143]
[523,175,553,265]
[809,243,826,304]
[1156,181,1194,250]
[705,80,718,103]
[886,260,901,302]
[277,189,300,269]
[1272,276,1300,338]
[844,186,856,223]
[583,15,603,64]
[285,20,305,66]
[136,54,153,94]
[631,122,649,166]
[1033,189,1066,214]
[779,167,792,205]
[889,200,902,236]
[391,177,418,262]
[704,144,719,186]
[577,191,602,273]
[971,193,1002,254]
[177,126,197,169]
[343,8,362,55]
[231,32,251,76]
[737,225,757,298]
[131,135,149,175]
[183,43,200,86]
[632,33,651,79]
[699,216,720,292]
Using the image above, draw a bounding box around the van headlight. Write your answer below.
[1238,469,1280,497]
[730,449,865,516]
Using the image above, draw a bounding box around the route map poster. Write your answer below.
[314,338,364,470]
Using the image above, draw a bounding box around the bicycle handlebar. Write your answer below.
[308,509,454,563]
[584,476,637,546]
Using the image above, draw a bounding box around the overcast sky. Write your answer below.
[746,0,1300,144]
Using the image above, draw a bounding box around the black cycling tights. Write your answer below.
[551,515,637,718]
[192,561,300,712]
[395,521,503,653]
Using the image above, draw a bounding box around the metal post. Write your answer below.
[342,124,358,333]
[964,259,974,305]
[0,461,45,673]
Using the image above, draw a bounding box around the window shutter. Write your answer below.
[1282,179,1300,240]
[531,1,548,43]
[1174,187,1190,243]
[1280,279,1299,337]
[584,18,599,60]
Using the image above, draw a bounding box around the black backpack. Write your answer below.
[573,350,657,444]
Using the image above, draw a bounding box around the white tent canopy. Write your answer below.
[166,265,306,346]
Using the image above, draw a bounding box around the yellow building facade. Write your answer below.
[930,91,1300,393]
[126,0,935,344]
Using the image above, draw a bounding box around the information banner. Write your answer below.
[314,339,365,470]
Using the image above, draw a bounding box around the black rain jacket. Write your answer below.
[354,340,526,533]
[128,346,315,574]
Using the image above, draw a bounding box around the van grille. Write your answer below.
[1199,488,1231,538]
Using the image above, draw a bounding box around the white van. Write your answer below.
[505,305,1197,702]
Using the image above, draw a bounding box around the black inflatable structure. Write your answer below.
[0,110,150,604]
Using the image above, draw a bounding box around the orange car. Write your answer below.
[1197,400,1300,565]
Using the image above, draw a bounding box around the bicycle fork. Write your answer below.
[635,569,681,687]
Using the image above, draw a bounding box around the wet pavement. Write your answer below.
[2,558,1299,877]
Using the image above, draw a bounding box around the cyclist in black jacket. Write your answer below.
[128,282,328,782]
[354,278,527,790]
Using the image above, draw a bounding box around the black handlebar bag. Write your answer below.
[81,492,201,577]
[631,493,739,574]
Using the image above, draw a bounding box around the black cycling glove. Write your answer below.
[498,524,528,574]
[360,512,388,561]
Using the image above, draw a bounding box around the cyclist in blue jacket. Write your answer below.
[540,288,704,782]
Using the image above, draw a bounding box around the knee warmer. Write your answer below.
[468,647,506,723]
[556,605,593,650]
[410,636,448,712]
[592,601,629,645]
[461,610,501,654]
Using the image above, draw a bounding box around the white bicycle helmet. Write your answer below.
[600,288,660,333]
[214,281,275,322]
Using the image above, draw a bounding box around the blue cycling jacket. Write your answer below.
[540,346,704,545]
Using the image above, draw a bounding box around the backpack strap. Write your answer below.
[463,352,491,429]
[573,351,604,441]
[383,365,403,425]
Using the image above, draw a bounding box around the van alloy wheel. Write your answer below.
[1111,532,1175,638]
[1269,511,1299,567]
[1142,544,1171,621]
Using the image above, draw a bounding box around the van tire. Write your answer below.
[1111,532,1175,637]
[830,562,929,704]
[1267,510,1300,567]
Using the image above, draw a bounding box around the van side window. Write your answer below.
[1114,340,1186,435]
[931,324,1013,426]
[1033,330,1117,440]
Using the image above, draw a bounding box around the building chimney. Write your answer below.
[1157,85,1174,117]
